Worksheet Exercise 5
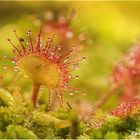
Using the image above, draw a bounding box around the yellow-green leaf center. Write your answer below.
[19,55,61,88]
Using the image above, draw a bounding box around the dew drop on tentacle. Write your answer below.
[66,31,74,38]
[70,45,76,55]
[13,66,19,71]
[12,61,16,64]
[7,38,21,56]
[45,37,51,49]
[26,40,29,46]
[82,90,86,95]
[36,26,43,53]
[3,66,8,69]
[72,45,76,50]
[69,91,74,95]
[0,56,12,61]
[82,56,86,61]
[69,75,72,79]
[75,75,79,79]
[58,45,62,51]
[53,46,62,61]
[27,30,34,52]
[57,45,76,63]
[75,89,79,93]
[72,63,80,69]
[13,29,26,53]
[60,56,86,69]
[40,43,43,48]
[64,57,69,63]
[14,69,18,72]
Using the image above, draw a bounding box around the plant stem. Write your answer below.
[93,87,117,113]
[32,83,40,107]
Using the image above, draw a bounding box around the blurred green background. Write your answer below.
[0,1,140,110]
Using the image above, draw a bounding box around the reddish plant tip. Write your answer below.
[111,45,138,85]
[111,98,140,119]
[6,27,84,108]
[110,43,140,101]
[44,11,73,38]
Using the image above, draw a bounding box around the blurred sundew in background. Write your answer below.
[0,1,140,111]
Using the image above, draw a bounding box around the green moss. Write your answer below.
[104,131,119,139]
[1,88,140,139]
[6,125,37,139]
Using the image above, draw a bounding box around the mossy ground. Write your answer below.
[0,88,140,139]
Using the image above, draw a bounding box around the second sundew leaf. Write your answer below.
[111,99,140,119]
[32,111,71,128]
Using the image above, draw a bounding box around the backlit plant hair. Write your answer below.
[94,42,140,110]
[110,43,140,101]
[5,27,85,109]
[111,98,140,119]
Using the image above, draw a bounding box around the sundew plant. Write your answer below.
[1,1,140,139]
[7,28,86,109]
